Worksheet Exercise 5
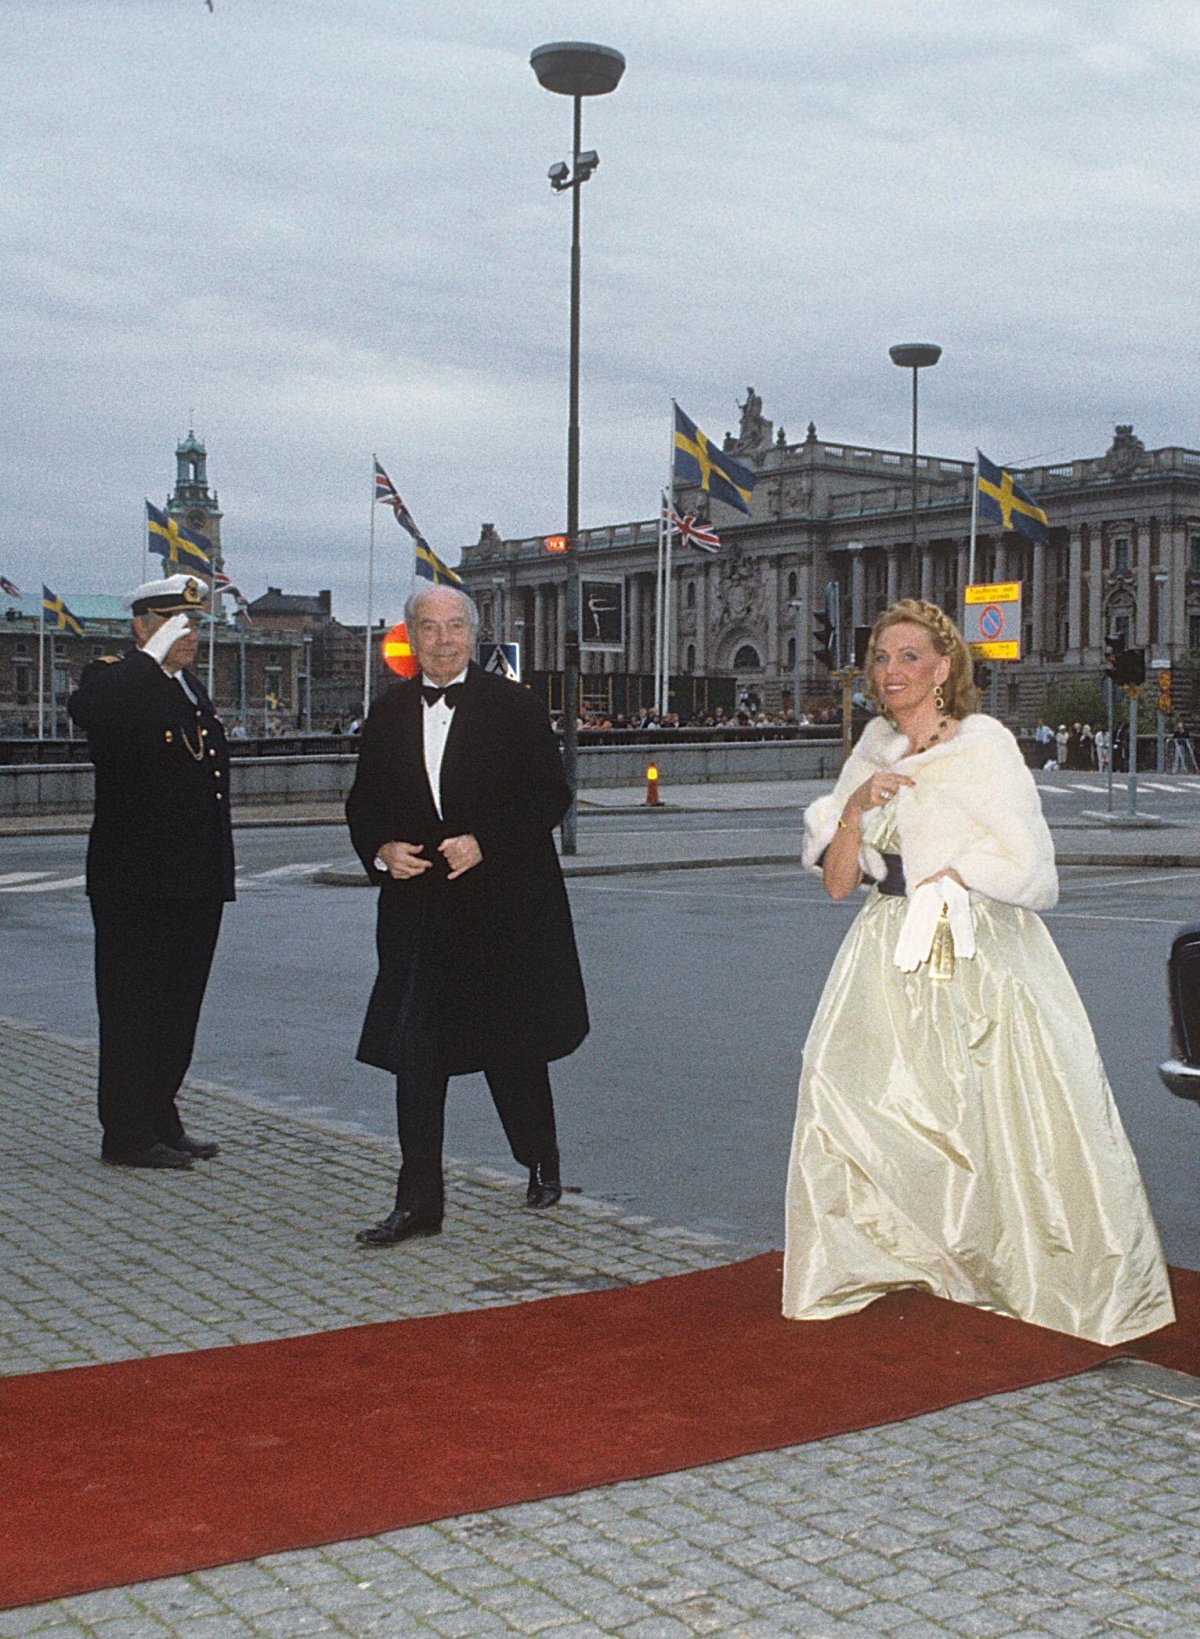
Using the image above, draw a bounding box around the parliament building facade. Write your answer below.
[455,397,1200,725]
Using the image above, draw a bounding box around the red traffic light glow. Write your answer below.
[544,534,568,554]
[382,621,420,677]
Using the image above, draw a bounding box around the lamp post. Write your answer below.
[531,40,625,855]
[888,343,942,574]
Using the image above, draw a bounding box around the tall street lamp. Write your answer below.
[888,342,941,575]
[531,40,625,854]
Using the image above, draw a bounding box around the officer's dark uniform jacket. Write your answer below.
[69,649,235,901]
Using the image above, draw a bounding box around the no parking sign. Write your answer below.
[963,582,1022,660]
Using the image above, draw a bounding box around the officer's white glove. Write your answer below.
[140,613,193,664]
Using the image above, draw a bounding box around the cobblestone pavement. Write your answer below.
[1,1018,1198,1639]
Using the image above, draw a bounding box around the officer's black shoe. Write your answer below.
[171,1133,220,1160]
[525,1155,563,1210]
[101,1143,194,1171]
[355,1205,444,1247]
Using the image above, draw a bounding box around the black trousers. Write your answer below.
[390,955,557,1210]
[91,895,224,1156]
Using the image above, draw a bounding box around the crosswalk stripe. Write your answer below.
[1,875,86,894]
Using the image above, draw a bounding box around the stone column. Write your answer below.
[1067,527,1083,660]
[555,582,566,671]
[766,560,779,671]
[886,548,900,606]
[1087,529,1104,656]
[1031,537,1046,657]
[698,564,710,673]
[533,584,547,672]
[919,545,933,603]
[850,548,866,631]
[1136,524,1152,649]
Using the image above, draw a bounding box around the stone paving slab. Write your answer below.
[1,1018,1198,1638]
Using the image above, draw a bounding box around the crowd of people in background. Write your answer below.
[1033,716,1197,773]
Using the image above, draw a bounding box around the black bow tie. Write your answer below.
[421,682,464,709]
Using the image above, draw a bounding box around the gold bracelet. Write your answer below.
[836,817,860,834]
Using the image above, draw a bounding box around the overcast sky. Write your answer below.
[4,1,1198,622]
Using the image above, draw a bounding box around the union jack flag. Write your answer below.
[0,574,20,598]
[374,459,430,549]
[214,571,252,619]
[663,498,721,554]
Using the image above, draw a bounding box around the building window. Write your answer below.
[1191,615,1200,654]
[1189,535,1200,574]
[733,644,761,670]
[787,636,797,667]
[685,581,696,611]
[685,643,696,673]
[1112,613,1132,648]
[787,571,798,598]
[1113,535,1131,572]
[14,661,32,703]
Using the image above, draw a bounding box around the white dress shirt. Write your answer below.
[421,668,467,820]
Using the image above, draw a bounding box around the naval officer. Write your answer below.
[69,573,234,1169]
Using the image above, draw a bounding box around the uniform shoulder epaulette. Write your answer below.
[96,654,121,664]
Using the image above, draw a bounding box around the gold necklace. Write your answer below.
[911,716,950,755]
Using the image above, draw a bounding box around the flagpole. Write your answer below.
[363,456,377,723]
[968,450,980,590]
[48,629,57,741]
[653,492,665,714]
[206,566,217,699]
[37,599,45,741]
[661,403,678,717]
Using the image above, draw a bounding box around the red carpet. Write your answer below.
[2,1256,1197,1610]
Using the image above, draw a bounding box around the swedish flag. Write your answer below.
[673,404,756,515]
[975,452,1049,545]
[414,542,464,587]
[42,585,85,636]
[146,500,213,572]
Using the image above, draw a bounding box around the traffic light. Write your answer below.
[1113,647,1146,686]
[813,610,837,672]
[1157,670,1173,715]
[1103,632,1126,683]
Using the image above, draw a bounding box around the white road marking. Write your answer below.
[244,861,335,879]
[0,874,86,894]
[0,871,53,886]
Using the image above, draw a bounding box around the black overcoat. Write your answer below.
[69,649,235,901]
[346,664,588,1076]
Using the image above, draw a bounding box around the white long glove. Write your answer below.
[139,612,194,665]
[894,877,975,972]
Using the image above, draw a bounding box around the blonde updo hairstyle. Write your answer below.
[864,598,978,720]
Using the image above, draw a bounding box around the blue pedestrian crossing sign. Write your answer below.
[478,642,521,681]
[963,582,1022,661]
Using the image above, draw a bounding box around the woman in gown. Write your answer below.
[783,599,1175,1346]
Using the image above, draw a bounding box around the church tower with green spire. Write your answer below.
[168,429,224,569]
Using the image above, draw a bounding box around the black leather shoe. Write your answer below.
[102,1143,194,1171]
[355,1206,443,1247]
[525,1157,563,1210]
[171,1133,220,1160]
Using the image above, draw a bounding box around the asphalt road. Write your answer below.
[3,817,1198,1267]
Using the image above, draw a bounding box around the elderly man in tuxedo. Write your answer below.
[347,584,589,1246]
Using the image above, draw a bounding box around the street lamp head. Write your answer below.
[530,41,626,98]
[548,160,570,187]
[889,342,942,370]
